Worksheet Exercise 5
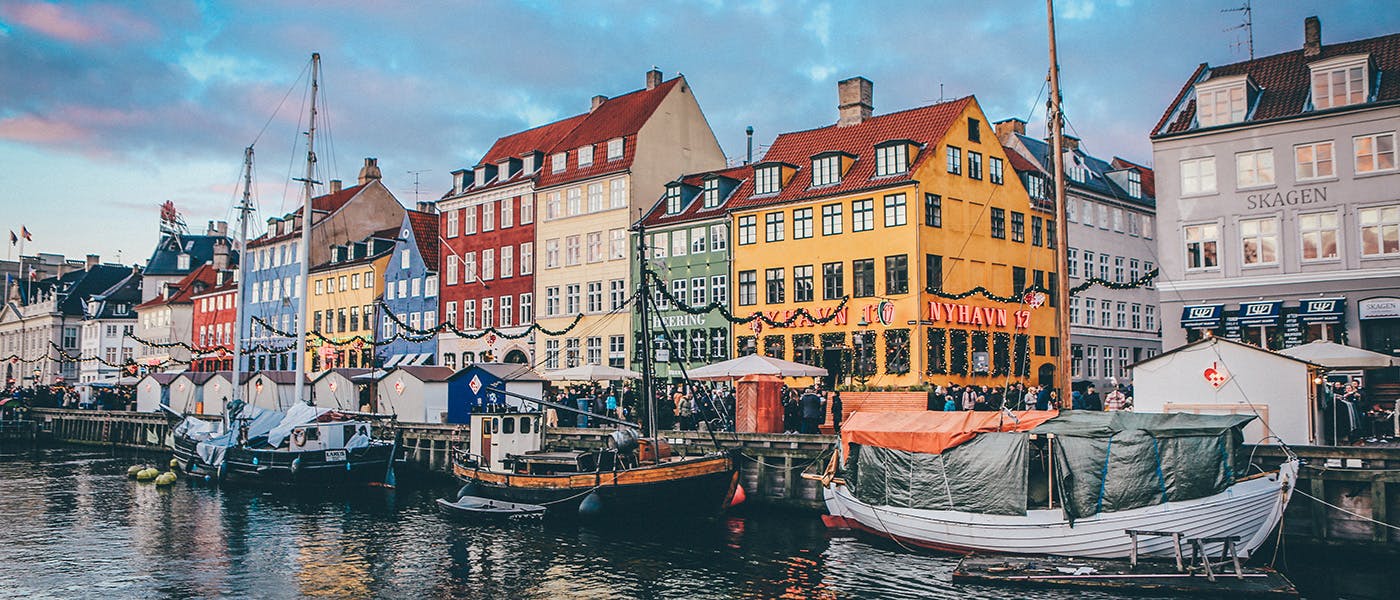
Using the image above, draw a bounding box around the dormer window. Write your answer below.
[578,145,594,167]
[1126,170,1142,198]
[702,178,720,208]
[1195,75,1251,127]
[755,165,781,195]
[452,170,467,193]
[811,155,841,187]
[1310,54,1369,110]
[664,186,683,215]
[551,152,567,173]
[177,253,191,271]
[1065,153,1087,183]
[498,160,513,181]
[522,153,537,173]
[875,142,909,176]
[607,138,624,161]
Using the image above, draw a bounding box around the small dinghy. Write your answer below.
[436,495,546,519]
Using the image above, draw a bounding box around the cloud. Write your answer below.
[0,2,104,43]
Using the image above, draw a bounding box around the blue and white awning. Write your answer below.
[1298,298,1346,324]
[1236,300,1283,326]
[1180,304,1224,329]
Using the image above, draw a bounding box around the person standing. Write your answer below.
[799,387,824,434]
[830,390,843,434]
[1104,386,1129,411]
[1083,386,1103,412]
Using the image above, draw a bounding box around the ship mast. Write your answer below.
[635,221,658,439]
[231,146,254,402]
[291,53,321,406]
[1046,1,1073,402]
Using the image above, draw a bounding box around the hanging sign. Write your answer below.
[1024,291,1046,308]
[1203,361,1231,389]
[394,380,405,395]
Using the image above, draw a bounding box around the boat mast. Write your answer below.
[231,145,254,403]
[1046,1,1073,403]
[635,221,658,438]
[292,53,321,406]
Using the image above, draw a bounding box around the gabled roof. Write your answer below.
[727,97,974,211]
[1127,335,1319,370]
[638,165,750,228]
[249,182,370,248]
[85,268,143,319]
[404,210,440,272]
[1153,31,1400,137]
[534,78,684,189]
[451,362,546,382]
[136,263,226,310]
[311,368,372,385]
[389,365,456,383]
[1013,134,1155,209]
[252,371,311,385]
[145,234,236,276]
[25,264,135,316]
[454,114,591,196]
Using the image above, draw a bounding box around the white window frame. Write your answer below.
[577,144,593,167]
[1196,81,1248,127]
[1359,204,1400,258]
[520,242,534,275]
[551,151,567,173]
[1235,149,1275,189]
[609,229,627,260]
[1183,222,1221,271]
[1294,141,1335,181]
[1180,156,1217,196]
[1239,216,1280,267]
[1310,56,1368,110]
[1354,132,1396,175]
[607,138,624,161]
[1299,211,1340,262]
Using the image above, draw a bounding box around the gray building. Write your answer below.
[999,121,1162,391]
[1151,18,1399,393]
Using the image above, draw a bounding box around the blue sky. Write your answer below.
[1,0,1396,263]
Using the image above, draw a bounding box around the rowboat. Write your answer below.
[436,495,546,519]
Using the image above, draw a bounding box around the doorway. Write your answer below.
[1037,363,1055,387]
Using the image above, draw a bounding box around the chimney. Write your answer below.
[357,158,382,185]
[416,201,436,214]
[1304,16,1321,58]
[837,76,873,127]
[212,239,230,270]
[745,126,754,165]
[207,220,216,235]
[591,95,608,112]
[645,68,662,90]
[329,179,342,194]
[994,118,1026,139]
[215,221,228,236]
[85,254,99,270]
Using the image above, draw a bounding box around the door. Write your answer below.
[480,417,495,468]
[1037,363,1056,388]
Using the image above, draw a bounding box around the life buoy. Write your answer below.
[291,428,307,447]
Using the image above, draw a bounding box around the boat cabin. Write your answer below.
[287,420,374,452]
[468,412,544,471]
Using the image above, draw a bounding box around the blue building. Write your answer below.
[241,162,405,371]
[445,363,546,423]
[379,209,440,367]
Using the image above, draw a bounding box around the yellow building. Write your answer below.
[304,232,394,372]
[728,78,1062,388]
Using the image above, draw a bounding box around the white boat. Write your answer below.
[819,411,1298,559]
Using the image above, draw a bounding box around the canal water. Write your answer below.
[0,445,1387,599]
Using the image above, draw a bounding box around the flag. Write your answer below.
[7,231,14,246]
[27,266,36,279]
[20,226,31,242]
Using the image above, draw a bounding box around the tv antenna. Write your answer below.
[406,170,431,203]
[1223,0,1254,60]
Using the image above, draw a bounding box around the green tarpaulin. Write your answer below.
[849,432,1029,515]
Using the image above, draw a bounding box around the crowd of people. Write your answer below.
[542,381,738,432]
[927,382,1132,412]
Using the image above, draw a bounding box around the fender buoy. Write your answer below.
[155,472,177,486]
[291,429,307,447]
[456,482,480,501]
[290,457,302,479]
[127,465,145,478]
[729,484,747,507]
[170,458,179,469]
[578,491,604,518]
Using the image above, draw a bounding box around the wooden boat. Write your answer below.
[818,411,1298,559]
[436,495,546,519]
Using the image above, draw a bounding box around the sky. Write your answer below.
[1,0,1396,264]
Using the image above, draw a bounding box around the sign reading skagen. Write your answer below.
[1245,186,1327,210]
[1359,297,1400,320]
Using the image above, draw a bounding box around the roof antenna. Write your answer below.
[1223,0,1254,60]
[407,170,431,204]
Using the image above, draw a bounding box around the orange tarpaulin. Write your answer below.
[841,410,1059,457]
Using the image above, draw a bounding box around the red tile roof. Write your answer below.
[460,114,592,195]
[534,78,683,189]
[1111,157,1156,199]
[726,97,974,211]
[135,263,225,309]
[249,183,370,247]
[638,165,751,228]
[405,209,439,271]
[1154,32,1400,136]
[1003,144,1041,174]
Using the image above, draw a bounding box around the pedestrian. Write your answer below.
[576,392,590,428]
[961,386,977,411]
[830,391,843,434]
[607,391,620,421]
[799,387,823,434]
[1083,386,1103,412]
[1035,385,1051,411]
[1104,386,1129,411]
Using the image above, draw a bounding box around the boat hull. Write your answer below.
[824,460,1297,559]
[175,435,397,486]
[453,451,740,518]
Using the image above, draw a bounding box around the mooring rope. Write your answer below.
[1295,489,1400,532]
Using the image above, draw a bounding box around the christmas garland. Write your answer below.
[1013,334,1031,377]
[925,268,1159,305]
[992,332,1011,377]
[926,328,947,375]
[645,271,849,328]
[377,301,586,340]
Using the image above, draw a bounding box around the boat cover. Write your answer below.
[848,432,1031,515]
[192,406,284,468]
[266,403,333,448]
[841,410,1058,457]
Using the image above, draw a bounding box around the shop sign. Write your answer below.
[1203,361,1231,389]
[1298,298,1345,324]
[1180,304,1224,329]
[1236,300,1282,326]
[652,313,707,328]
[1359,297,1400,320]
[926,301,1031,330]
[1244,186,1328,210]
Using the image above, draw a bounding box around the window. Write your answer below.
[738,271,757,306]
[565,235,581,266]
[925,254,942,291]
[1197,84,1247,126]
[425,275,438,296]
[670,230,687,257]
[852,199,874,232]
[765,268,785,304]
[565,338,580,368]
[1131,304,1142,330]
[702,178,720,208]
[1354,132,1396,174]
[315,279,324,295]
[587,232,604,262]
[1098,253,1109,280]
[946,146,962,174]
[883,194,906,227]
[792,265,814,302]
[545,287,561,317]
[1126,170,1142,198]
[1100,300,1111,327]
[445,301,458,327]
[482,202,495,231]
[610,229,627,259]
[587,183,603,213]
[551,151,567,173]
[1184,223,1220,269]
[1010,212,1025,242]
[875,143,908,176]
[1236,149,1275,188]
[499,295,513,327]
[463,205,478,234]
[607,137,624,160]
[793,208,813,239]
[587,281,603,313]
[822,262,844,300]
[1299,212,1339,261]
[1026,174,1047,200]
[1360,205,1400,257]
[1311,61,1366,110]
[500,198,514,228]
[578,144,593,167]
[884,255,908,295]
[651,232,667,258]
[738,215,757,245]
[609,280,626,310]
[821,204,843,235]
[446,210,459,237]
[544,339,559,369]
[1240,217,1279,265]
[711,275,728,306]
[852,259,875,297]
[989,157,1004,184]
[545,239,559,269]
[1180,157,1216,195]
[1295,141,1334,180]
[967,117,981,142]
[811,155,841,186]
[755,166,780,195]
[765,212,785,242]
[1129,258,1139,282]
[1084,297,1096,327]
[520,242,534,275]
[968,151,983,180]
[565,284,580,314]
[517,293,532,324]
[710,224,727,253]
[545,192,561,220]
[690,277,706,306]
[1031,215,1043,246]
[520,196,533,224]
[1113,208,1125,232]
[610,178,627,209]
[567,188,581,215]
[924,194,941,228]
[1113,256,1125,281]
[990,208,1006,239]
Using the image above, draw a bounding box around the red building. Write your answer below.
[436,117,583,368]
[190,275,239,372]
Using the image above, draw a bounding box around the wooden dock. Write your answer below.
[952,554,1299,598]
[0,419,36,442]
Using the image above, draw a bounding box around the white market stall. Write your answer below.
[245,371,310,411]
[311,368,373,410]
[134,373,180,412]
[376,366,455,423]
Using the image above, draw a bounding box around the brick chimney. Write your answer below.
[645,68,662,90]
[591,95,608,112]
[994,118,1026,139]
[212,239,230,270]
[329,179,342,194]
[837,76,873,127]
[357,158,382,185]
[1304,16,1321,58]
[85,254,99,270]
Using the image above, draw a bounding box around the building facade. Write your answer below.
[189,276,238,372]
[134,244,233,367]
[305,233,394,372]
[381,210,440,367]
[78,268,143,384]
[141,220,235,305]
[728,78,1061,389]
[999,122,1162,390]
[1150,19,1400,394]
[0,262,132,386]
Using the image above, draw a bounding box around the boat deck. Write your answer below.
[952,554,1299,598]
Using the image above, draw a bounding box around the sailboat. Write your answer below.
[448,223,740,518]
[814,1,1298,559]
[171,54,399,486]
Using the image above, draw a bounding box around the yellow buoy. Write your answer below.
[170,458,180,469]
[136,468,159,481]
[127,465,144,478]
[155,472,177,486]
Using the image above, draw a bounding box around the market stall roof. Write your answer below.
[1277,339,1399,369]
[841,410,1059,456]
[686,354,827,380]
[544,363,641,382]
